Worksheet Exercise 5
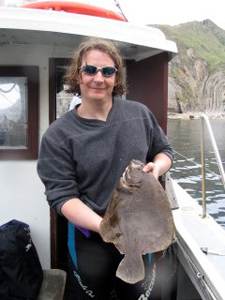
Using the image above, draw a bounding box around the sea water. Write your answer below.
[167,118,225,228]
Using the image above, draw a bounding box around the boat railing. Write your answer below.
[200,113,225,218]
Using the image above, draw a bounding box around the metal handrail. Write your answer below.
[200,114,225,218]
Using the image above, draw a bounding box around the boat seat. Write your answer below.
[37,269,67,300]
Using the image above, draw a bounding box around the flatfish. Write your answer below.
[99,159,174,284]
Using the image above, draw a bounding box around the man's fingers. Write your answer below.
[143,162,160,179]
[143,162,154,173]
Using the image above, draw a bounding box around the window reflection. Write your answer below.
[56,65,74,119]
[0,77,27,148]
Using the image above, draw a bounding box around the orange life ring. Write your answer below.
[22,1,127,21]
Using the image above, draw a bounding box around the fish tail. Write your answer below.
[116,254,145,284]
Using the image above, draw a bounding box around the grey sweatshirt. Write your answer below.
[37,98,173,215]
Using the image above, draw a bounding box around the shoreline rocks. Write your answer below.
[168,112,225,120]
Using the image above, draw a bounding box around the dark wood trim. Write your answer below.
[49,58,70,124]
[0,66,39,160]
[50,209,58,268]
[161,53,169,134]
[126,52,169,133]
[49,59,57,124]
[49,58,70,269]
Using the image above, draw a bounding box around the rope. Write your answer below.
[173,149,221,179]
[113,0,128,21]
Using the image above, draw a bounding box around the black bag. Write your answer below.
[0,219,43,300]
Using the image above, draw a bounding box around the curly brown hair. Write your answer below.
[64,37,126,96]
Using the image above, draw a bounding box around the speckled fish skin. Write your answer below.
[99,159,175,284]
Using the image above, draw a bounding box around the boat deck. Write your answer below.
[170,179,225,300]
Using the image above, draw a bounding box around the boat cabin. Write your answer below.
[2,5,225,300]
[0,6,177,270]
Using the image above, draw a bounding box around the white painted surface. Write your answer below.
[0,44,73,268]
[0,6,177,59]
[0,161,50,267]
[171,180,225,300]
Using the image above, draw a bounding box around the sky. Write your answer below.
[119,0,225,30]
[4,0,225,30]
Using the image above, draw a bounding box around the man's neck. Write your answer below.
[77,98,113,121]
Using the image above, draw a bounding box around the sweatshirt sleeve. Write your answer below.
[146,111,174,163]
[37,132,80,211]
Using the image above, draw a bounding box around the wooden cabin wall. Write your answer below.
[126,52,169,133]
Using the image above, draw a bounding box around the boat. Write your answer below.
[1,3,225,299]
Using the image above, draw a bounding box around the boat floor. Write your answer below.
[169,179,225,300]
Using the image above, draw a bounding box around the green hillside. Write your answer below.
[151,20,225,113]
[156,20,225,72]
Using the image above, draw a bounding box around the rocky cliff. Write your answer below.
[154,20,225,114]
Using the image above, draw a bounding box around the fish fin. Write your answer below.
[116,253,145,284]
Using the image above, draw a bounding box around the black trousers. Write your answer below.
[64,225,161,300]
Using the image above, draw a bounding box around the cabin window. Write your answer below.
[0,66,39,160]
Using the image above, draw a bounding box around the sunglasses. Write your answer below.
[80,65,117,77]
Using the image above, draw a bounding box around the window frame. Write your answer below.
[49,58,70,268]
[0,66,39,160]
[49,58,70,123]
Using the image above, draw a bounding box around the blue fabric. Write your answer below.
[147,253,152,265]
[75,225,91,238]
[67,222,78,268]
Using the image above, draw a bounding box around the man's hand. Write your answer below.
[142,153,172,180]
[142,162,160,179]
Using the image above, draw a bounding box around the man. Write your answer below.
[37,38,173,299]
